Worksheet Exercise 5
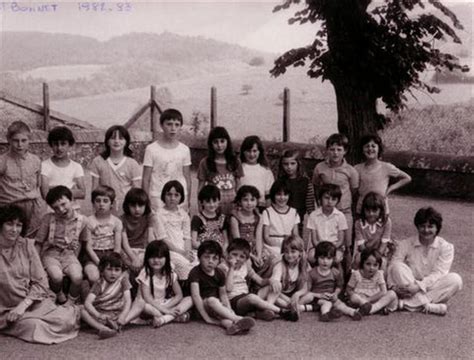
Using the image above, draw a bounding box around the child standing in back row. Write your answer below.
[40,126,86,201]
[90,125,142,214]
[355,134,411,216]
[142,109,192,211]
[0,121,46,237]
[198,126,243,215]
[239,135,274,211]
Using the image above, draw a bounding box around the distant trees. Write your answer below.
[271,0,469,161]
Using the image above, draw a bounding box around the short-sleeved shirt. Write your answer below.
[143,141,191,198]
[41,158,84,189]
[90,156,141,213]
[136,269,177,303]
[229,210,260,252]
[219,262,255,299]
[91,273,131,313]
[191,212,227,248]
[354,218,392,249]
[188,265,225,299]
[354,161,403,214]
[158,208,191,252]
[312,159,359,212]
[308,267,343,294]
[121,213,167,249]
[36,211,89,254]
[262,206,300,245]
[0,151,42,204]
[239,163,274,206]
[306,208,348,245]
[87,214,122,251]
[347,269,385,297]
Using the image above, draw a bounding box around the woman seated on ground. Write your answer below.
[0,205,80,344]
[387,207,463,316]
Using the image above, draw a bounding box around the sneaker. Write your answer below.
[106,318,120,331]
[280,309,298,321]
[379,308,390,316]
[98,328,117,340]
[255,310,275,321]
[226,317,256,335]
[311,299,321,313]
[319,313,332,322]
[352,310,362,321]
[174,312,191,323]
[424,303,447,316]
[359,303,372,316]
[327,308,342,319]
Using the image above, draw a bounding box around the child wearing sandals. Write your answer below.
[81,253,131,339]
[346,249,397,316]
[189,240,256,335]
[124,240,193,328]
[299,241,362,322]
[219,238,297,322]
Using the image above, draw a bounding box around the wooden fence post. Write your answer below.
[210,86,217,129]
[150,85,156,133]
[43,82,50,131]
[283,87,290,142]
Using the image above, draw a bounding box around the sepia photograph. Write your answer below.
[0,0,472,358]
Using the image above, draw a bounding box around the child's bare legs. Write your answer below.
[123,295,147,325]
[349,293,368,307]
[84,263,100,284]
[238,294,282,314]
[356,290,398,315]
[333,299,361,319]
[64,264,83,300]
[203,297,256,334]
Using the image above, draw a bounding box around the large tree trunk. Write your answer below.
[332,79,380,164]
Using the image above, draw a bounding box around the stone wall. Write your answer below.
[0,130,472,200]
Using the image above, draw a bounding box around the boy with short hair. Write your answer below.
[142,109,192,210]
[219,238,298,321]
[312,133,358,246]
[191,184,228,253]
[0,121,46,237]
[40,126,86,200]
[189,240,256,335]
[35,186,90,304]
[307,184,348,266]
[84,185,123,284]
[81,252,132,339]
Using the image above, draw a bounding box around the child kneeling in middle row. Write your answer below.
[219,238,299,322]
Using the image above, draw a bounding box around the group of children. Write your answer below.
[0,107,430,340]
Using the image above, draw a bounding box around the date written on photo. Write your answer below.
[0,2,133,13]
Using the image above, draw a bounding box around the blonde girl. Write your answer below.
[259,235,308,321]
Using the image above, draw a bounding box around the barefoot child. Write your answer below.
[124,241,193,327]
[81,253,132,339]
[299,241,362,322]
[346,249,397,316]
[189,240,256,335]
[219,238,296,321]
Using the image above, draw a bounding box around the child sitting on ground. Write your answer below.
[219,238,297,322]
[191,185,228,255]
[81,253,132,339]
[35,186,90,304]
[189,240,256,335]
[346,249,397,316]
[124,241,193,328]
[84,186,122,284]
[299,241,362,322]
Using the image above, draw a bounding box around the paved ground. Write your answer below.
[1,194,472,359]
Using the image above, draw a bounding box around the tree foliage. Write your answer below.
[270,0,469,152]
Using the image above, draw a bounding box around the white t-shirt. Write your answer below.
[262,206,300,255]
[136,269,177,303]
[41,158,84,189]
[239,163,274,206]
[306,207,348,245]
[143,141,191,198]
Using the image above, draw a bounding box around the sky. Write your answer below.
[0,0,471,53]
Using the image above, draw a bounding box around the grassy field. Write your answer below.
[0,193,472,359]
